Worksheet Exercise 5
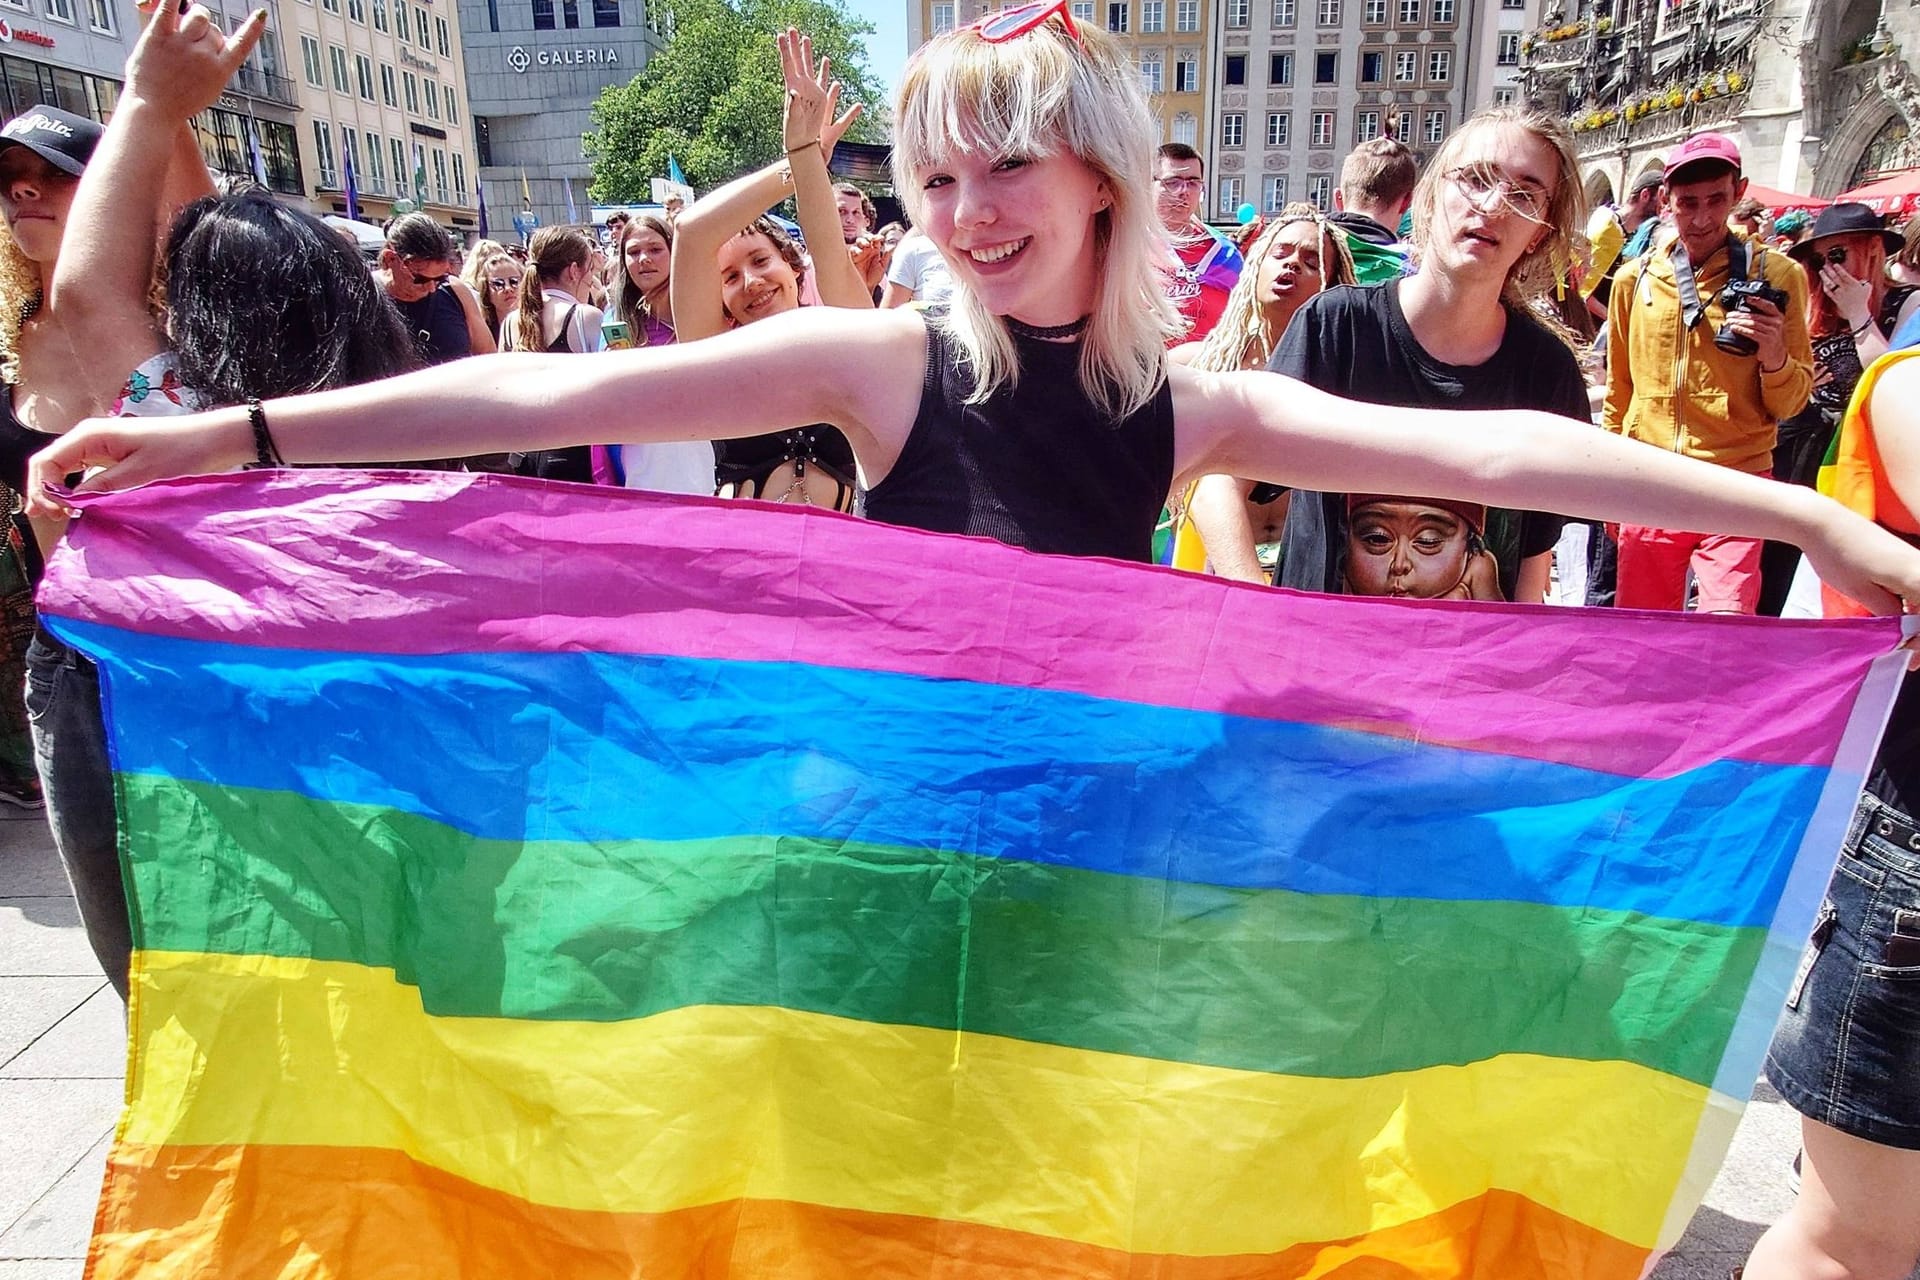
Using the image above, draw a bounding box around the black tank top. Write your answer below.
[544,304,579,353]
[0,385,54,493]
[865,323,1175,562]
[393,286,471,365]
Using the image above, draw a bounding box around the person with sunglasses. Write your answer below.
[27,12,1920,624]
[378,212,494,364]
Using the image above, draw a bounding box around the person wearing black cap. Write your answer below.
[1758,202,1914,613]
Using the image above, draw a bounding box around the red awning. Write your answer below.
[1837,170,1920,217]
[1742,183,1826,213]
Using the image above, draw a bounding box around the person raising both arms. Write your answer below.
[666,28,869,511]
[28,9,1920,624]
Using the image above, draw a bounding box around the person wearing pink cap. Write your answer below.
[1603,131,1814,613]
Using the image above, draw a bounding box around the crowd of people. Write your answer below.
[1,0,1917,1275]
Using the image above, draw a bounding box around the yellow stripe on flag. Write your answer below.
[126,951,1711,1257]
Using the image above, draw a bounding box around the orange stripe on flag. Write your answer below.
[89,1143,1655,1280]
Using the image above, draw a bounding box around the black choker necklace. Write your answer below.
[1004,314,1090,341]
[18,291,41,327]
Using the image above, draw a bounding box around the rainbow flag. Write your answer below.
[44,471,1907,1279]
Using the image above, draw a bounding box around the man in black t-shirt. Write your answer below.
[1264,279,1586,601]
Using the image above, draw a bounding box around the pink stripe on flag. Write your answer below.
[40,470,1901,777]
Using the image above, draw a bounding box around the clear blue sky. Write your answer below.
[842,0,907,110]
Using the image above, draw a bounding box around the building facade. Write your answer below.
[908,0,1212,178]
[454,0,662,233]
[1523,0,1917,209]
[282,0,483,236]
[1206,0,1524,221]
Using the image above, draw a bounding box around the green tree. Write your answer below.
[584,0,885,203]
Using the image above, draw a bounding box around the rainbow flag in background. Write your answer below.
[43,471,1907,1279]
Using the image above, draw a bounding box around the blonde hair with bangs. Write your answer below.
[891,18,1179,419]
[1409,103,1589,319]
[1190,203,1355,374]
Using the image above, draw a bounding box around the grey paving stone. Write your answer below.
[0,1078,121,1238]
[0,979,104,1069]
[0,901,97,979]
[0,823,68,900]
[1,987,123,1080]
[0,1133,109,1262]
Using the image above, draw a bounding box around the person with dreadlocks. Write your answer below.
[1257,103,1593,603]
[1172,204,1355,581]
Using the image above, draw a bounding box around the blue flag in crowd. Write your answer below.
[342,136,359,222]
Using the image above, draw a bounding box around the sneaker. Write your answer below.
[0,777,44,810]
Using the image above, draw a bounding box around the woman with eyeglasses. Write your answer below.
[1210,104,1596,603]
[1173,203,1356,581]
[378,212,494,363]
[27,12,1920,620]
[471,251,524,343]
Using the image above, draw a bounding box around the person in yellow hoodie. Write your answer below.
[1604,132,1813,613]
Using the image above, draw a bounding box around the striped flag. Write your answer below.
[44,471,1907,1279]
[564,175,578,225]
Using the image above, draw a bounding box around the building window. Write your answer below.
[364,129,384,192]
[391,137,409,194]
[454,152,468,204]
[1356,108,1379,141]
[342,129,359,186]
[1361,49,1382,81]
[1393,49,1416,80]
[443,83,458,123]
[1269,51,1292,83]
[1224,52,1246,84]
[1397,0,1417,19]
[1071,0,1093,20]
[1224,0,1247,26]
[433,148,448,202]
[0,0,32,13]
[1271,0,1293,23]
[1427,47,1450,80]
[373,0,389,29]
[393,0,409,36]
[423,76,439,119]
[84,0,110,33]
[328,44,349,93]
[1221,112,1244,146]
[1265,174,1287,211]
[41,0,72,18]
[1108,1,1133,30]
[1492,85,1516,104]
[592,0,618,23]
[1314,50,1336,82]
[321,0,338,12]
[1363,0,1384,20]
[402,70,419,113]
[1496,32,1519,64]
[1141,0,1163,30]
[313,119,337,187]
[417,5,432,42]
[300,34,324,86]
[1139,52,1162,93]
[529,0,552,27]
[1175,57,1197,91]
[930,1,953,31]
[380,62,397,106]
[1315,0,1338,23]
[1393,108,1413,139]
[1175,0,1196,28]
[1308,174,1330,209]
[355,53,374,100]
[347,0,364,20]
[1424,108,1445,142]
[1172,111,1196,144]
[1217,176,1242,218]
[1431,0,1452,19]
[1310,109,1333,146]
[1265,111,1288,145]
[1501,0,1522,7]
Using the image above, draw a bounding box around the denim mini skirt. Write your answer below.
[1765,793,1920,1150]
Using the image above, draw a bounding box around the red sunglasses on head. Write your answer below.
[968,0,1082,44]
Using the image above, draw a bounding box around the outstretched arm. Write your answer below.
[1173,365,1920,616]
[778,28,871,312]
[27,306,928,506]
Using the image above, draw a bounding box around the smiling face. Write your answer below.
[1344,501,1475,599]
[717,230,801,325]
[1255,220,1327,320]
[1424,122,1558,287]
[624,225,670,296]
[913,146,1109,326]
[0,147,77,265]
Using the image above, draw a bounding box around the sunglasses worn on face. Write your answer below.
[1822,244,1850,266]
[488,276,522,290]
[970,0,1082,44]
[403,259,451,287]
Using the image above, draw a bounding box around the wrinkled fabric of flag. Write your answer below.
[42,470,1908,1280]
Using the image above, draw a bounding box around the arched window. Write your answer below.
[1172,112,1197,146]
[1850,116,1911,189]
